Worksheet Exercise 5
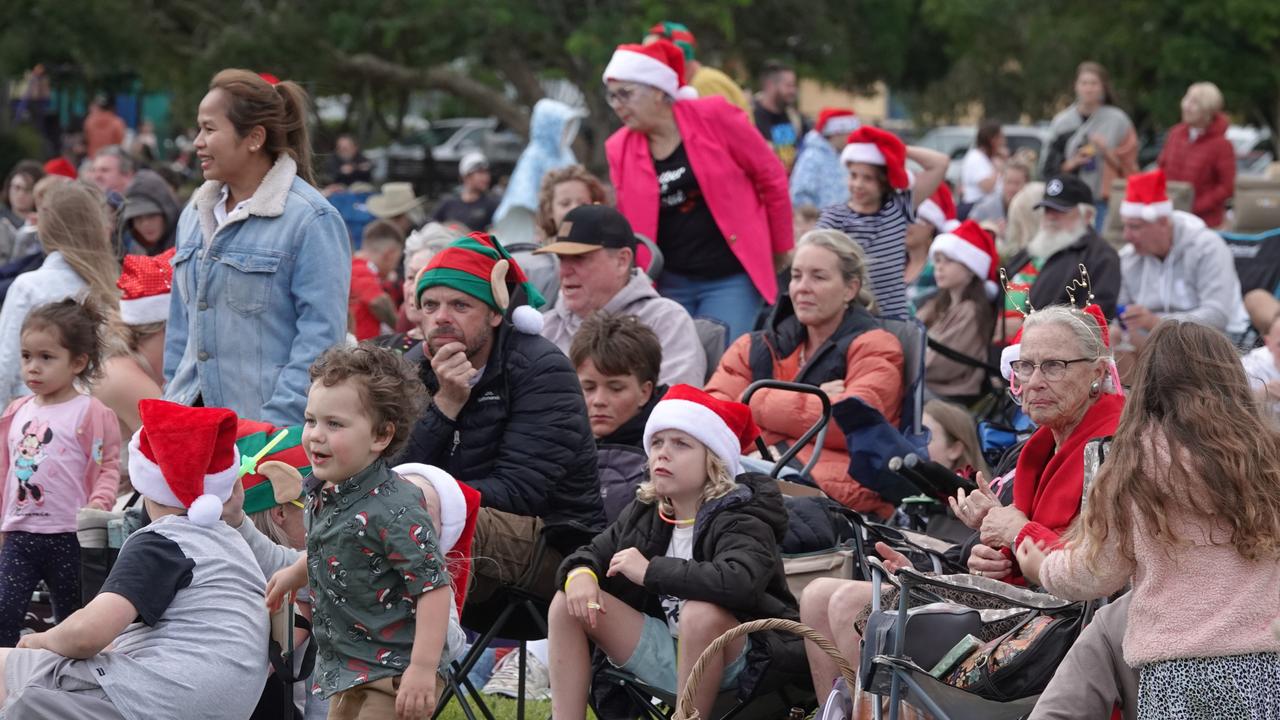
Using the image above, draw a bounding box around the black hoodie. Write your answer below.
[120,169,180,257]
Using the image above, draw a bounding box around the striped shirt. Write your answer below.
[816,192,914,319]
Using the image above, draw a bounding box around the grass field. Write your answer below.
[434,695,599,719]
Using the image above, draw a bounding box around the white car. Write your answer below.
[917,125,1054,187]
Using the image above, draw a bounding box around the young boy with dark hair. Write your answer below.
[266,344,452,720]
[0,400,268,720]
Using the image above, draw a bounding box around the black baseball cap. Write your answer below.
[1035,175,1094,211]
[534,204,637,256]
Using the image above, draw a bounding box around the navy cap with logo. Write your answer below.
[1035,175,1094,212]
[534,204,637,256]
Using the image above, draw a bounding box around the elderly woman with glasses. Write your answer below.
[798,303,1126,710]
[602,40,793,342]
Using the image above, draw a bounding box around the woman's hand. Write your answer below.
[967,543,1012,580]
[1015,539,1048,587]
[980,505,1031,548]
[607,547,651,587]
[947,472,1000,530]
[874,541,913,574]
[818,380,845,401]
[564,570,605,629]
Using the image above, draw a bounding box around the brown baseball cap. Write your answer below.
[535,204,637,256]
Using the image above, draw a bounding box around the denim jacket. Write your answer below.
[164,155,351,425]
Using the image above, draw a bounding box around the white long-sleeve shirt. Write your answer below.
[0,252,88,403]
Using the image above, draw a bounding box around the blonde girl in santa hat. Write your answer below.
[548,385,804,719]
[816,126,950,320]
[603,40,793,343]
[917,219,1000,401]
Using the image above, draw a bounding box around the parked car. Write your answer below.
[918,124,1054,188]
[365,117,524,197]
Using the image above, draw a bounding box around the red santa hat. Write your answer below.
[128,400,240,526]
[816,108,861,137]
[1000,328,1023,382]
[117,247,175,326]
[930,220,1000,299]
[1120,169,1173,222]
[840,126,910,190]
[603,40,698,100]
[643,384,760,478]
[391,463,479,614]
[916,183,959,233]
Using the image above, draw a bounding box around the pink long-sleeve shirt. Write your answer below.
[0,393,120,532]
[1039,429,1280,667]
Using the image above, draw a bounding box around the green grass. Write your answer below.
[434,696,598,719]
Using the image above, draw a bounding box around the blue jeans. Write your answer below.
[1094,199,1109,231]
[656,271,762,346]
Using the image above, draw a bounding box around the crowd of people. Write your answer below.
[0,21,1276,720]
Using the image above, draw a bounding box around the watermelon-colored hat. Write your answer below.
[415,231,546,333]
[236,419,311,515]
[647,21,697,61]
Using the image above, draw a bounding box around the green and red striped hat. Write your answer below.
[237,419,310,515]
[647,21,697,62]
[415,231,545,314]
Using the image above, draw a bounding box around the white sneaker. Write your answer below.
[480,649,551,700]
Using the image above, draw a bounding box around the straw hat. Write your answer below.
[367,182,424,218]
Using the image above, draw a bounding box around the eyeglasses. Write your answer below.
[1008,358,1095,382]
[605,84,643,107]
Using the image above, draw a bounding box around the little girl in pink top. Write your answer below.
[1019,320,1280,720]
[0,298,121,646]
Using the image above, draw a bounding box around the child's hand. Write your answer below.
[565,570,606,629]
[606,547,650,586]
[220,478,245,528]
[396,662,437,720]
[16,631,48,650]
[1015,538,1047,586]
[265,558,308,612]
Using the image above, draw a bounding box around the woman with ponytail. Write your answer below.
[165,69,350,426]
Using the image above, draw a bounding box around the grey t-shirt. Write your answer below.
[91,515,269,720]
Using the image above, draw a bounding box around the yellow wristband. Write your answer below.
[564,567,598,592]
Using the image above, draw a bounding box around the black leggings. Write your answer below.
[0,531,82,646]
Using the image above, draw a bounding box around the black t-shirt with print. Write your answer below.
[654,143,742,279]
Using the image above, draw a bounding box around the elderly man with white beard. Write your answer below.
[999,175,1121,337]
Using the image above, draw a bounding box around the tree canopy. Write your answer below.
[4,0,1277,163]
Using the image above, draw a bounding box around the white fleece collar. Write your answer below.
[193,154,298,243]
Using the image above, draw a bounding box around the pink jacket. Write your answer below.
[1039,429,1280,667]
[606,96,794,302]
[0,394,121,532]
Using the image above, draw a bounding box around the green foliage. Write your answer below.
[3,0,1278,136]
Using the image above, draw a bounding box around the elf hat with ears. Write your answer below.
[415,232,546,334]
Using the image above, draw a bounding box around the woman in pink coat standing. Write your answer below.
[604,40,793,344]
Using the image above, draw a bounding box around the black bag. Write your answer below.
[942,605,1088,701]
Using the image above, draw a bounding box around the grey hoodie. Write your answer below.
[542,269,707,386]
[1118,210,1246,333]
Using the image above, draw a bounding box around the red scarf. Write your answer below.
[1004,393,1125,581]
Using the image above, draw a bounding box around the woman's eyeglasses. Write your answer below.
[605,84,643,106]
[1007,358,1095,382]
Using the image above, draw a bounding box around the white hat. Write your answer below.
[459,152,489,178]
[603,41,698,101]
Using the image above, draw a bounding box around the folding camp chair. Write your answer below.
[862,561,1087,720]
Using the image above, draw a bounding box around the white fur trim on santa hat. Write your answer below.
[604,48,679,99]
[1000,343,1020,381]
[393,463,465,554]
[120,292,171,326]
[841,142,886,167]
[643,398,742,478]
[822,115,861,137]
[1119,200,1173,223]
[916,199,947,233]
[127,428,240,525]
[930,232,994,285]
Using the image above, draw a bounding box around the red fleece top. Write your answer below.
[1003,393,1125,584]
